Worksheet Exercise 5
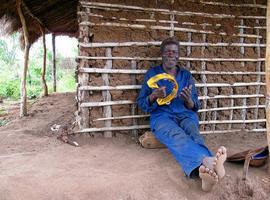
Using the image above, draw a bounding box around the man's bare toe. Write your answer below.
[199,165,218,192]
[213,146,227,179]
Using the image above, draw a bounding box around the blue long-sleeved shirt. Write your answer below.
[137,65,201,127]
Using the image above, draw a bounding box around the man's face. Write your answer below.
[161,43,179,70]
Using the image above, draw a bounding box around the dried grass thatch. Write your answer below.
[0,0,78,46]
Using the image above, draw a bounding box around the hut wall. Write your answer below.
[77,0,267,136]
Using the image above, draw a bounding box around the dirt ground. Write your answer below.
[0,92,269,200]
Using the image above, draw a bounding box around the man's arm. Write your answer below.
[137,72,160,113]
[180,85,194,109]
[179,74,200,111]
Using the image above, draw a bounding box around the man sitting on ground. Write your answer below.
[137,37,227,192]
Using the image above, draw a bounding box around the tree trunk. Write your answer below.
[16,0,30,117]
[52,33,56,92]
[40,25,48,96]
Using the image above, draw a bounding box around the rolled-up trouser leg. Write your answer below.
[151,115,212,177]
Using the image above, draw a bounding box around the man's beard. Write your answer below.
[163,57,177,68]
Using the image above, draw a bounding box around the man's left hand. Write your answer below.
[180,85,194,109]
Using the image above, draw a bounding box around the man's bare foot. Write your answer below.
[199,165,218,192]
[213,146,227,179]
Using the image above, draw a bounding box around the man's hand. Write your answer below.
[180,85,194,109]
[149,86,166,104]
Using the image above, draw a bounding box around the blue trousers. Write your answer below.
[151,115,213,177]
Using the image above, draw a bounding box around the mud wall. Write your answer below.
[77,0,266,136]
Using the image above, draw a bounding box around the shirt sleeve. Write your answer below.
[137,71,159,113]
[188,74,201,112]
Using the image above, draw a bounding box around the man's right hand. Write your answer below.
[148,87,166,104]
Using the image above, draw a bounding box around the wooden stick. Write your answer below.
[192,71,265,75]
[79,68,147,74]
[169,13,175,37]
[265,0,270,174]
[81,11,267,29]
[52,33,56,92]
[239,19,247,129]
[200,94,264,100]
[239,16,266,19]
[85,4,265,20]
[131,60,138,139]
[240,19,245,67]
[79,41,266,48]
[200,79,264,86]
[78,82,265,91]
[80,21,262,38]
[80,94,264,106]
[82,10,267,29]
[80,100,133,107]
[75,125,150,133]
[93,105,265,121]
[200,105,266,112]
[79,67,265,75]
[39,25,48,96]
[102,48,112,137]
[17,0,30,117]
[79,85,142,90]
[236,25,266,29]
[198,1,266,9]
[81,1,265,20]
[201,129,266,134]
[80,95,265,108]
[241,98,247,129]
[212,103,218,131]
[200,119,266,124]
[186,32,192,70]
[77,55,265,62]
[94,114,150,121]
[254,19,262,129]
[228,87,234,130]
[75,123,266,133]
[79,11,176,24]
[201,25,207,131]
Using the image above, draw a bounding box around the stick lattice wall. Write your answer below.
[76,0,267,137]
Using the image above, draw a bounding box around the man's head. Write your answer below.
[160,37,179,53]
[160,37,179,71]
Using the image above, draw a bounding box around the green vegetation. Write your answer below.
[0,119,7,126]
[0,33,77,100]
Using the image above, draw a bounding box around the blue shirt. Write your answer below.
[137,65,201,127]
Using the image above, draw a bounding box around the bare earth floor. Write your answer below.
[0,93,269,200]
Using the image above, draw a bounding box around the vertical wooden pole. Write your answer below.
[240,19,247,129]
[201,25,207,131]
[131,60,138,140]
[102,48,112,138]
[40,25,48,96]
[17,0,30,117]
[169,13,175,37]
[266,0,270,174]
[52,33,56,92]
[186,32,192,70]
[254,19,262,130]
[228,87,234,130]
[240,19,245,67]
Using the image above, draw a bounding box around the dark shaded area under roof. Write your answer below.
[0,0,78,46]
[0,0,267,46]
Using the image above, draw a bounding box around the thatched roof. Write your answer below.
[0,0,267,46]
[0,0,78,45]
